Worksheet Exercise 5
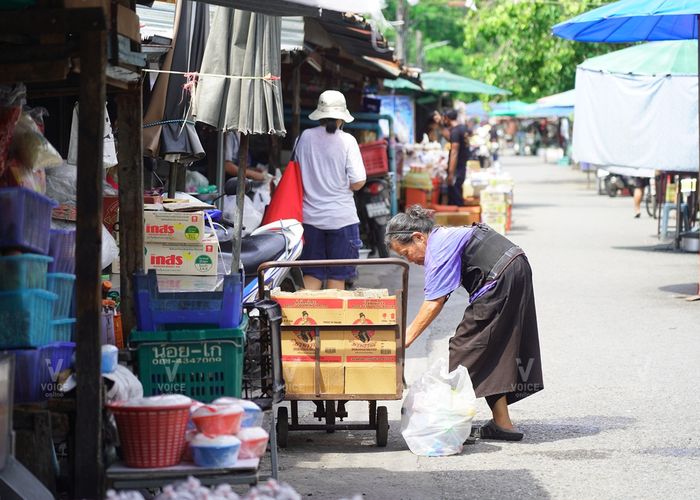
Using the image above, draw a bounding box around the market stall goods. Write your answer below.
[212,397,263,428]
[191,404,244,435]
[237,427,269,459]
[189,434,241,468]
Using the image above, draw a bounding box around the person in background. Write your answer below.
[445,109,471,206]
[223,131,267,182]
[385,206,544,441]
[632,177,649,218]
[295,90,366,290]
[424,110,444,143]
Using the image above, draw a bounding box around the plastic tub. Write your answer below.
[107,397,191,468]
[0,187,57,254]
[101,344,118,374]
[190,434,241,468]
[237,427,269,459]
[191,404,244,435]
[13,342,75,403]
[213,397,263,428]
[51,318,75,343]
[0,289,57,348]
[46,273,75,318]
[48,228,75,274]
[0,254,52,291]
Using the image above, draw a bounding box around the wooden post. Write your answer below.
[116,88,144,336]
[75,29,106,500]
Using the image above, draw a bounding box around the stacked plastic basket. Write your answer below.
[0,187,76,403]
[130,269,245,403]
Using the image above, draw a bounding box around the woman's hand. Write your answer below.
[403,297,447,349]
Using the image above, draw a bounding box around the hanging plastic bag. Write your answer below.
[400,359,477,456]
[67,102,118,168]
[223,194,263,236]
[10,111,63,170]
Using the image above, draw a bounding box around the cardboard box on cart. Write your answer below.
[280,329,345,395]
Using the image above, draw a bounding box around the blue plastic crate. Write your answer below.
[51,318,75,342]
[0,289,56,348]
[0,187,57,254]
[0,254,52,291]
[11,342,75,403]
[46,273,75,318]
[134,269,243,331]
[48,228,75,274]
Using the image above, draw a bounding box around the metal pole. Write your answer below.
[216,129,225,211]
[232,134,249,272]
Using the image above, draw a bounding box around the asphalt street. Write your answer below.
[274,154,700,499]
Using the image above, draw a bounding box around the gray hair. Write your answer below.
[384,205,435,245]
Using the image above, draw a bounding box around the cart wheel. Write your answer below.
[277,407,289,448]
[376,406,389,447]
[325,400,336,433]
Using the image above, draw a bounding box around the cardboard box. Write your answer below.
[345,297,397,325]
[103,195,163,235]
[144,211,205,244]
[273,295,346,326]
[281,330,345,395]
[344,330,397,395]
[114,234,218,275]
[433,212,480,227]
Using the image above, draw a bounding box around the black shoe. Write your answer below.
[634,213,641,219]
[478,420,524,441]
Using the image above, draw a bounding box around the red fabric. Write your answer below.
[262,159,304,224]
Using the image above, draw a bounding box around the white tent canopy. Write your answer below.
[537,89,575,107]
[573,68,698,172]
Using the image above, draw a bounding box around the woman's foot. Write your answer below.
[478,420,524,441]
[634,212,641,219]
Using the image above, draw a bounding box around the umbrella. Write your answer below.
[143,0,208,195]
[421,69,511,95]
[465,101,490,120]
[552,0,700,254]
[490,100,535,117]
[383,77,423,92]
[580,39,697,74]
[536,89,576,107]
[194,6,286,272]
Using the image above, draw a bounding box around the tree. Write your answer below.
[382,0,624,100]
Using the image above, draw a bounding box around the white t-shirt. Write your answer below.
[295,126,366,230]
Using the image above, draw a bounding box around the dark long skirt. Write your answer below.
[448,255,543,405]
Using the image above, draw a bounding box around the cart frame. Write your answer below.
[256,258,409,447]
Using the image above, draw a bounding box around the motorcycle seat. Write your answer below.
[233,233,287,284]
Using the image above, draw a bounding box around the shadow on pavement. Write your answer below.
[610,243,683,253]
[510,416,635,445]
[658,283,698,295]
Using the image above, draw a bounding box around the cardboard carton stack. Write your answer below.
[271,288,399,396]
[114,210,218,275]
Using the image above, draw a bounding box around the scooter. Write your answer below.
[355,177,390,258]
[212,179,305,302]
[597,168,635,197]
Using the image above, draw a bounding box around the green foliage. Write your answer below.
[383,0,625,100]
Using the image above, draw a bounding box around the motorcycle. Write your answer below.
[597,168,635,197]
[213,179,305,301]
[355,176,391,258]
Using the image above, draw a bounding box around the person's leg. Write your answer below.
[486,393,514,430]
[304,275,323,290]
[326,224,361,289]
[300,224,327,288]
[633,187,644,217]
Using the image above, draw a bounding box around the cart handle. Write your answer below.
[256,258,410,336]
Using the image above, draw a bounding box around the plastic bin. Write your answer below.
[0,187,57,254]
[51,318,75,342]
[0,254,52,291]
[46,273,75,318]
[134,269,243,331]
[12,341,75,403]
[47,228,75,274]
[359,140,389,176]
[0,289,57,348]
[129,320,247,403]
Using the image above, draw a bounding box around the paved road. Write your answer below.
[275,155,699,499]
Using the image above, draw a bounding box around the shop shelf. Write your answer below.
[47,228,75,273]
[46,273,75,318]
[134,269,243,331]
[359,140,389,176]
[0,254,52,291]
[0,289,56,348]
[12,341,75,403]
[129,320,246,403]
[0,187,57,254]
[51,318,75,342]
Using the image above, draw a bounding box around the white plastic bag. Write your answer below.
[401,359,477,456]
[67,102,118,168]
[223,195,263,236]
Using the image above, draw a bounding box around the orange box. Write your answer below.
[281,330,345,395]
[273,295,346,326]
[344,297,397,325]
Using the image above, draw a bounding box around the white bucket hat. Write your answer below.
[308,90,354,123]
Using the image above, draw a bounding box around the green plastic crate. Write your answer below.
[129,317,247,403]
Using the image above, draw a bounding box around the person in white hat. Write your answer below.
[295,90,367,290]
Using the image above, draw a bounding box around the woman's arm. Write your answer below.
[405,296,448,348]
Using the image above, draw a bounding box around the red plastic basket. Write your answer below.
[359,140,389,176]
[108,402,190,468]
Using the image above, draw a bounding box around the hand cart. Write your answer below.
[255,258,409,448]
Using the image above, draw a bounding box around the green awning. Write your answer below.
[383,77,422,91]
[490,100,534,117]
[579,40,697,75]
[421,69,510,95]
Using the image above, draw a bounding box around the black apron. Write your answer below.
[448,224,544,404]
